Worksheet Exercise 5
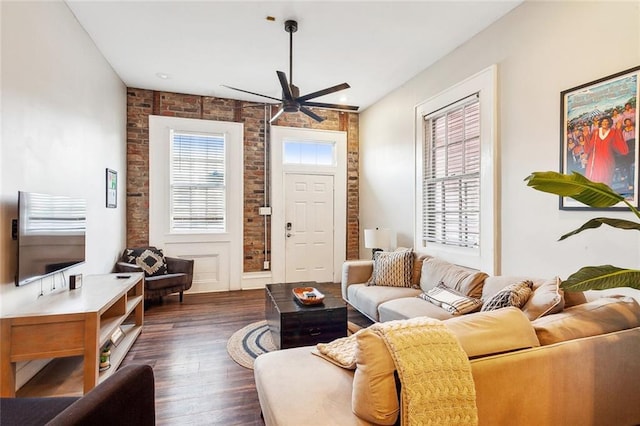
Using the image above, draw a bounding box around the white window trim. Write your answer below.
[270,125,347,284]
[149,115,244,289]
[415,65,499,274]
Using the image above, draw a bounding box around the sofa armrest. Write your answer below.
[341,260,373,301]
[47,364,155,426]
[114,262,143,274]
[165,257,194,276]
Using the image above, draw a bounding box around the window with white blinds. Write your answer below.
[422,94,480,248]
[170,131,226,232]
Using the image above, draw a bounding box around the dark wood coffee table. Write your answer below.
[265,282,347,349]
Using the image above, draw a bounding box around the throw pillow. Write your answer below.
[124,247,168,277]
[521,277,565,320]
[481,280,533,312]
[419,282,483,315]
[367,249,413,287]
[352,328,399,425]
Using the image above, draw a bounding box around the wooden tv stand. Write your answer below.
[0,273,144,397]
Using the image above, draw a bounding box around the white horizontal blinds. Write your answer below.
[171,131,226,231]
[423,94,480,248]
[25,193,86,234]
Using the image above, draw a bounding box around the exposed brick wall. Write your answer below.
[126,89,360,272]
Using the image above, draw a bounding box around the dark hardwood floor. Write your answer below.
[121,283,372,425]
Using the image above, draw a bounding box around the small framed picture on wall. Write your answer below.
[560,65,639,210]
[106,168,117,208]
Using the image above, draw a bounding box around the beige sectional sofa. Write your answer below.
[341,253,566,323]
[254,253,640,425]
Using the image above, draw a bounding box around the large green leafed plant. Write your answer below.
[524,171,640,292]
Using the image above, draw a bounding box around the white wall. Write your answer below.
[360,1,640,280]
[1,1,127,307]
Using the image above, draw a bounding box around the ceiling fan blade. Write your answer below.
[296,83,350,102]
[276,71,294,101]
[300,106,325,123]
[270,107,285,124]
[221,85,282,102]
[302,101,359,111]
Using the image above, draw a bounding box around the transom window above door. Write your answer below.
[283,140,336,166]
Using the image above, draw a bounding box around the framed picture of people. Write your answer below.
[560,65,639,210]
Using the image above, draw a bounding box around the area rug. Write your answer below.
[227,320,363,369]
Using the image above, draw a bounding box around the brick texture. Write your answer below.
[126,89,360,273]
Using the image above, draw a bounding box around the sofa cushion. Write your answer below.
[564,290,588,308]
[348,284,422,321]
[352,328,399,425]
[254,347,357,426]
[367,249,414,287]
[419,283,483,315]
[123,247,168,277]
[444,307,540,358]
[378,297,454,322]
[522,277,564,320]
[412,253,431,287]
[532,296,640,345]
[481,280,533,312]
[419,257,487,298]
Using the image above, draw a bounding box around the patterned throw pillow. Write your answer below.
[419,282,483,315]
[367,250,414,287]
[481,280,533,312]
[124,247,168,277]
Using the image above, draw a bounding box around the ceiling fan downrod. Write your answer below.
[284,20,297,86]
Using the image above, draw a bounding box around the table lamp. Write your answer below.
[364,228,391,259]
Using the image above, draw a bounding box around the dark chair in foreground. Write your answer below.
[0,364,155,426]
[115,247,194,303]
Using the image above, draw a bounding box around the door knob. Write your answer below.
[286,233,292,238]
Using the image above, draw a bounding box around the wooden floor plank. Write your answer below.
[120,284,372,425]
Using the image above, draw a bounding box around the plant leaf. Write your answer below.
[524,171,624,208]
[561,265,640,292]
[559,217,640,240]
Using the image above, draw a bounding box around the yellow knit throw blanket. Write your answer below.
[316,317,478,425]
[373,318,478,425]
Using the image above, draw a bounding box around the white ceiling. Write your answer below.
[65,1,522,112]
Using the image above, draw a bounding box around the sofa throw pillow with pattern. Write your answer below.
[367,249,414,288]
[419,282,483,315]
[124,247,168,277]
[481,280,533,312]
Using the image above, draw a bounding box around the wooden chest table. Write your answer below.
[265,282,347,349]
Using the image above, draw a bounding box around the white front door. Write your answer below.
[284,173,334,283]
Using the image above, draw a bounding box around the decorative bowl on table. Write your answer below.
[292,287,325,305]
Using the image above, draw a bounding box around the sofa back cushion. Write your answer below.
[532,296,640,345]
[412,253,431,287]
[444,307,540,358]
[419,257,487,298]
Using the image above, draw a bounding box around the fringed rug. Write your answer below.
[227,320,363,369]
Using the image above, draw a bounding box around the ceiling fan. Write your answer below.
[223,19,359,123]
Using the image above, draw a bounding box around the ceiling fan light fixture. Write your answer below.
[223,19,359,123]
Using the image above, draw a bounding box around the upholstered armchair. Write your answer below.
[115,247,194,302]
[0,364,155,426]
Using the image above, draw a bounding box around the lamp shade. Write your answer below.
[364,228,391,250]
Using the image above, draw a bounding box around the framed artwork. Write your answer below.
[106,168,117,208]
[560,65,639,210]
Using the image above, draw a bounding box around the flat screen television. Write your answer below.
[16,191,86,286]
